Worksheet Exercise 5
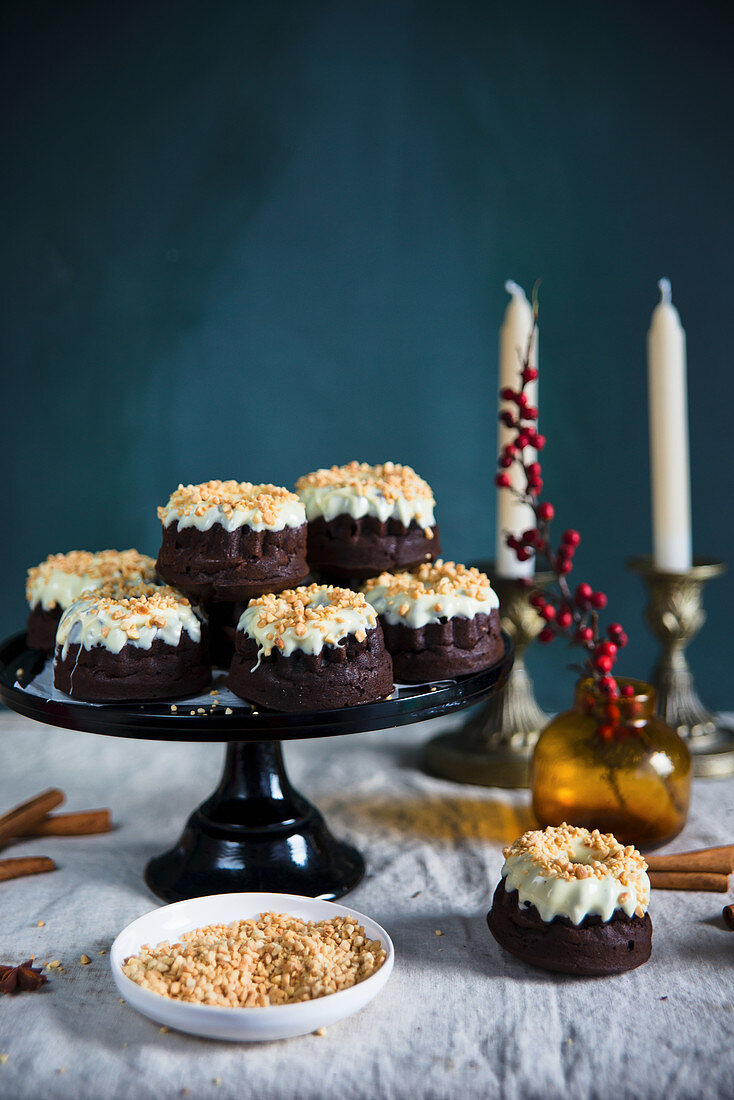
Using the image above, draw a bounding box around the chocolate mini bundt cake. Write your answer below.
[156,480,309,602]
[54,584,210,702]
[362,560,503,681]
[296,461,440,582]
[487,824,653,976]
[26,549,157,653]
[228,583,394,712]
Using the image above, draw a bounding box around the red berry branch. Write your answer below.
[495,294,629,700]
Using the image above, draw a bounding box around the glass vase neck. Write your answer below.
[574,677,656,724]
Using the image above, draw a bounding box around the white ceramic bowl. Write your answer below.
[110,892,395,1041]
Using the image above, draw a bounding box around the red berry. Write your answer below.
[530,592,546,609]
[595,655,614,673]
[557,609,573,629]
[522,366,538,384]
[500,411,516,428]
[516,547,531,562]
[599,723,614,742]
[516,392,529,407]
[537,502,554,522]
[516,430,530,448]
[576,626,594,643]
[538,626,555,644]
[616,631,628,648]
[534,434,547,450]
[621,684,635,698]
[598,675,620,698]
[540,603,556,621]
[500,387,516,401]
[527,462,542,480]
[562,529,581,547]
[575,582,593,606]
[507,536,520,550]
[524,405,539,421]
[590,591,607,610]
[495,473,511,488]
[505,443,517,458]
[522,527,541,547]
[596,641,617,658]
[607,623,624,639]
[555,557,574,575]
[499,453,513,468]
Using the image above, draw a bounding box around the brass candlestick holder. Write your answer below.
[423,567,552,788]
[629,557,734,777]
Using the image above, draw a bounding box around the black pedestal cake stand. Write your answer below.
[0,631,513,902]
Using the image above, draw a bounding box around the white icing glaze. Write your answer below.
[159,481,305,533]
[237,587,378,662]
[56,590,202,659]
[27,551,156,612]
[501,838,650,926]
[298,483,435,527]
[365,579,498,627]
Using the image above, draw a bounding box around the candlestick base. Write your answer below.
[629,557,734,777]
[424,568,551,789]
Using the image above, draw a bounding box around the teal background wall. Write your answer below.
[3,1,733,711]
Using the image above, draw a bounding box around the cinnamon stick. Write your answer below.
[0,857,57,883]
[648,870,730,892]
[0,790,64,847]
[24,809,112,837]
[646,845,734,875]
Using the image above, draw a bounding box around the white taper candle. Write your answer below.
[495,281,538,578]
[647,278,692,572]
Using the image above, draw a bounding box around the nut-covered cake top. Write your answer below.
[501,824,650,925]
[363,560,499,628]
[26,550,157,612]
[296,461,436,530]
[158,481,306,534]
[56,584,203,658]
[238,583,378,660]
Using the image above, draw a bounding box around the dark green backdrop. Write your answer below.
[3,1,733,710]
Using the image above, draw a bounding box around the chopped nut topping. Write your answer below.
[363,560,492,603]
[122,912,387,1008]
[296,461,434,504]
[26,549,156,607]
[243,584,376,648]
[158,480,301,528]
[503,824,649,904]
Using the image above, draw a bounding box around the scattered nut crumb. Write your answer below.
[46,960,61,970]
[197,708,206,714]
[98,950,106,955]
[189,710,196,716]
[119,998,125,1004]
[159,1026,169,1034]
[170,705,178,712]
[213,1078,222,1086]
[16,668,24,678]
[314,1027,327,1037]
[225,708,233,715]
[435,930,444,936]
[0,1054,8,1065]
[37,920,45,927]
[209,689,219,696]
[80,954,91,966]
[58,1067,66,1075]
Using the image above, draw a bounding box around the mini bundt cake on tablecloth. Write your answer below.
[156,480,309,602]
[296,462,440,581]
[26,549,157,653]
[487,824,653,976]
[53,584,210,702]
[228,584,394,712]
[362,560,502,681]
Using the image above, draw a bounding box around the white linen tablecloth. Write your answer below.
[0,709,732,1100]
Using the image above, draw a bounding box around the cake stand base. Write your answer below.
[145,740,364,903]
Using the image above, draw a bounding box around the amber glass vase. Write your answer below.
[531,677,691,849]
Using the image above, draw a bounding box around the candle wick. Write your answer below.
[658,277,672,305]
[505,280,528,303]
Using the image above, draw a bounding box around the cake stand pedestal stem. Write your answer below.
[423,570,550,789]
[145,740,365,902]
[629,556,734,777]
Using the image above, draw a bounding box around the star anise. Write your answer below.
[0,959,47,994]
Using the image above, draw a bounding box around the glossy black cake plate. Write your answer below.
[0,631,513,903]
